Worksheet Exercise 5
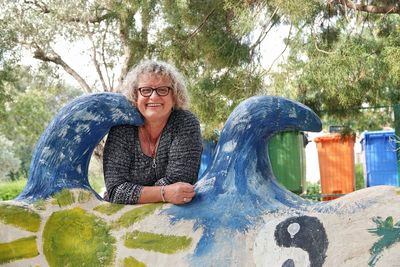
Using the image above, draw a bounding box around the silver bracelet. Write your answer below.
[160,185,166,202]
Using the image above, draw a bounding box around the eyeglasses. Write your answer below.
[138,86,171,97]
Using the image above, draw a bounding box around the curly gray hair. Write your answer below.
[123,59,189,110]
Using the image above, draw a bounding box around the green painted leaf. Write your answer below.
[113,203,163,229]
[51,189,75,207]
[124,230,192,254]
[0,204,40,232]
[94,202,125,215]
[0,236,38,264]
[123,256,147,267]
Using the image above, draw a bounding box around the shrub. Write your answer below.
[0,179,26,200]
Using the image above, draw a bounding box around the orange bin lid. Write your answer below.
[314,133,355,143]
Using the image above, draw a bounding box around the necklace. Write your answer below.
[139,127,161,168]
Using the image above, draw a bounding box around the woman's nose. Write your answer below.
[149,90,161,98]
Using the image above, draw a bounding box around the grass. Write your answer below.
[0,154,105,202]
[124,230,192,254]
[113,203,163,229]
[355,163,365,190]
[0,179,27,200]
[88,157,105,193]
[0,236,39,264]
[43,207,115,267]
[0,204,41,232]
[302,181,321,201]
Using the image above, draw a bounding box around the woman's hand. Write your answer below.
[164,182,195,204]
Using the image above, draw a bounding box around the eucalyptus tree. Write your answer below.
[1,0,277,138]
[266,0,400,131]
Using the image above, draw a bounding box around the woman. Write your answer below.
[103,60,203,205]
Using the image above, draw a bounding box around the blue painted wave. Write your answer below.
[17,93,143,201]
[166,96,322,265]
[17,93,323,265]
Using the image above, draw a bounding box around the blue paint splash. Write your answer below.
[17,93,143,202]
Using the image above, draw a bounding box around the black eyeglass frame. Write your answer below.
[138,86,172,97]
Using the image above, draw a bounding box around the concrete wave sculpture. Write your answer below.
[1,93,399,267]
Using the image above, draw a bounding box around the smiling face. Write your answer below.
[136,74,175,125]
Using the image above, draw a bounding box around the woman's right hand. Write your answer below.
[164,182,195,204]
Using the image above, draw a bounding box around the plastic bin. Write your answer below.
[361,131,399,187]
[314,134,355,200]
[268,131,307,194]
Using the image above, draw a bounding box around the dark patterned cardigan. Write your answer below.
[103,109,203,204]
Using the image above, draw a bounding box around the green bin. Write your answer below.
[268,131,306,194]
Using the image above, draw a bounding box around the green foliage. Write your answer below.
[113,203,163,229]
[305,181,321,195]
[88,156,105,193]
[0,135,20,181]
[0,179,26,200]
[267,0,323,25]
[1,0,399,142]
[355,163,365,190]
[0,0,267,146]
[0,65,81,175]
[0,236,39,264]
[303,181,321,201]
[189,68,263,138]
[2,88,53,174]
[0,204,41,232]
[124,230,192,254]
[43,207,116,267]
[268,4,400,132]
[0,60,15,119]
[158,1,264,137]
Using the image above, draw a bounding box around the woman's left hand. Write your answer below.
[164,182,195,204]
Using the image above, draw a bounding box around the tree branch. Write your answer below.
[24,0,50,13]
[115,20,133,92]
[187,8,216,41]
[23,0,111,23]
[250,7,279,51]
[264,24,293,75]
[86,23,109,92]
[330,0,399,14]
[33,45,92,93]
[101,23,114,90]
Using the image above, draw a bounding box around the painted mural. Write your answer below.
[0,93,399,267]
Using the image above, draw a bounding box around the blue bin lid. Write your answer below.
[360,130,395,144]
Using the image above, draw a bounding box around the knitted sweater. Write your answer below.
[103,109,203,204]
